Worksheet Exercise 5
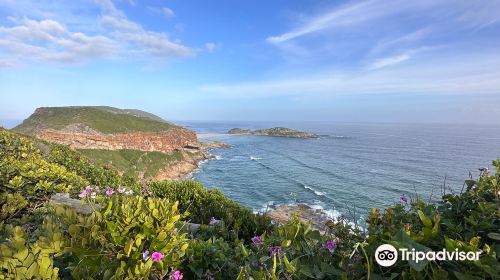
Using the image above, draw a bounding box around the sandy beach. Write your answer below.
[197,133,228,139]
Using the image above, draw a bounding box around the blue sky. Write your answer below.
[1,0,500,124]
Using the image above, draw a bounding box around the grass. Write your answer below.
[78,149,184,178]
[14,106,180,134]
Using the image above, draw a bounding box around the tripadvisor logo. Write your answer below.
[375,244,481,267]
[375,244,398,267]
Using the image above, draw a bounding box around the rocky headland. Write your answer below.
[14,106,229,180]
[228,127,318,138]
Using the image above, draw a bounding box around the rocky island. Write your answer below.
[14,106,228,180]
[228,127,319,138]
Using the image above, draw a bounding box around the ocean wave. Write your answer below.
[303,185,326,196]
[250,156,263,160]
[214,155,223,160]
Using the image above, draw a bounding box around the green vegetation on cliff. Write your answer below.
[78,149,184,179]
[14,106,180,135]
[1,128,499,279]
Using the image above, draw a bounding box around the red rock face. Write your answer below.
[36,129,198,154]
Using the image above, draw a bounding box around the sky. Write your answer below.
[1,0,500,124]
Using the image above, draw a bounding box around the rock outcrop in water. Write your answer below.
[228,127,318,138]
[265,204,333,232]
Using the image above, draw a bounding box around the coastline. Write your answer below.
[153,140,230,180]
[196,133,229,139]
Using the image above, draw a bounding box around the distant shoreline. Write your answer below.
[197,133,229,139]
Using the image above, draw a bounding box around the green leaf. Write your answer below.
[283,255,296,273]
[39,256,52,277]
[306,230,321,241]
[487,232,500,241]
[417,210,432,227]
[124,239,134,256]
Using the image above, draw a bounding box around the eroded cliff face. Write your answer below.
[36,129,198,154]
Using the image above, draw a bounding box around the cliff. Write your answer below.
[13,106,227,180]
[36,129,197,154]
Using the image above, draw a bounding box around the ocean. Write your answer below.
[180,121,500,225]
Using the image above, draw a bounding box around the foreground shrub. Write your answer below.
[1,193,189,279]
[361,161,500,279]
[0,130,87,222]
[149,180,270,240]
[54,194,188,279]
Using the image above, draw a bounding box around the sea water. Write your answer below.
[179,121,500,224]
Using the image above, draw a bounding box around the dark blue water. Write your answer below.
[179,122,500,223]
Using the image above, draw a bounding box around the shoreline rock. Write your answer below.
[265,203,334,232]
[153,141,230,180]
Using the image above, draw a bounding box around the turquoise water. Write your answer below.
[181,122,500,224]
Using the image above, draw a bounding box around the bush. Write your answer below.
[149,180,270,240]
[0,130,87,222]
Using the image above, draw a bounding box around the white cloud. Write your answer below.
[205,42,217,53]
[161,7,175,18]
[0,59,16,68]
[0,18,117,64]
[0,0,195,65]
[147,6,175,19]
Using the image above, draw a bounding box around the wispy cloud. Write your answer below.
[148,6,175,19]
[205,42,218,53]
[367,54,410,70]
[200,52,500,97]
[267,0,500,45]
[0,0,194,65]
[266,0,432,44]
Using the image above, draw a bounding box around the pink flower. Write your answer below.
[151,252,164,262]
[400,194,408,203]
[325,240,337,253]
[105,188,114,196]
[170,270,183,280]
[85,185,92,192]
[251,235,263,245]
[78,189,88,198]
[209,217,218,225]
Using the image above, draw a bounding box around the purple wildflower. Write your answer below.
[142,250,149,261]
[209,217,218,225]
[171,270,183,280]
[251,235,263,245]
[105,188,114,196]
[400,194,408,203]
[269,246,282,256]
[325,240,337,253]
[151,252,164,262]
